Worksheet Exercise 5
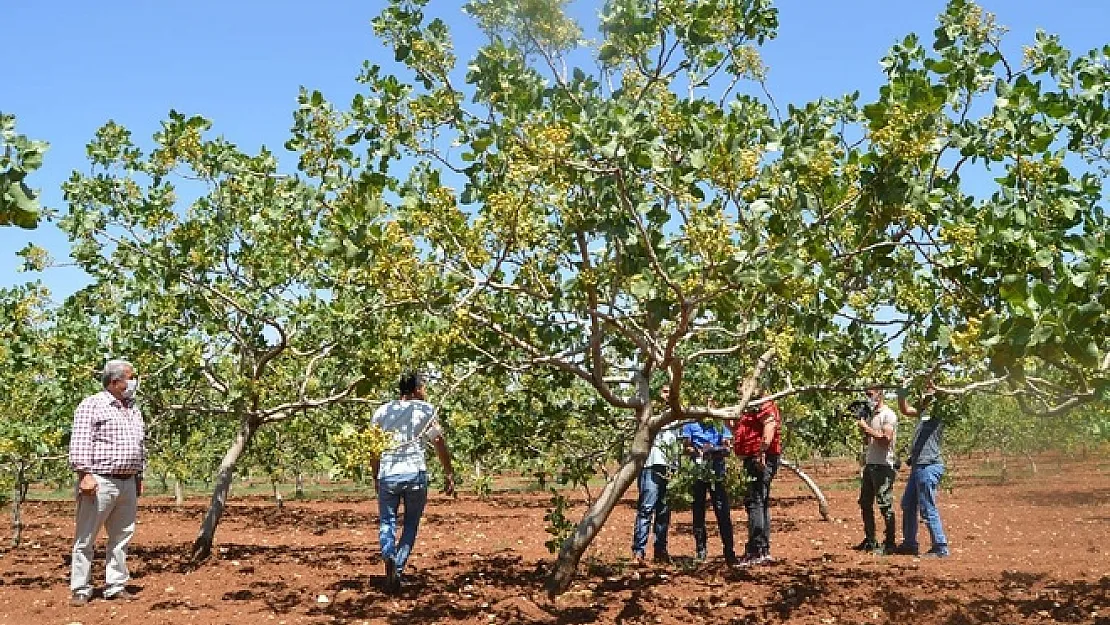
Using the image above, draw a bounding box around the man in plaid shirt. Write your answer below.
[68,359,146,606]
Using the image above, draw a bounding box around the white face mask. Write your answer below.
[123,378,139,399]
[866,395,879,410]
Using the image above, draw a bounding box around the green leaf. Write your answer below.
[999,276,1028,310]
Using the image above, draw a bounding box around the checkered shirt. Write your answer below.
[68,390,146,475]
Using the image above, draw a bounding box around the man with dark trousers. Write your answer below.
[854,386,898,554]
[682,409,737,565]
[728,384,782,566]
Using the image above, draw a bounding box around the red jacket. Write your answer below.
[730,400,782,457]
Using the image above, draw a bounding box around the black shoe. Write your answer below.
[694,548,708,562]
[105,589,137,602]
[724,553,739,567]
[892,544,920,556]
[652,551,671,565]
[876,543,897,555]
[384,556,399,593]
[852,539,878,551]
[70,593,90,607]
[921,547,949,559]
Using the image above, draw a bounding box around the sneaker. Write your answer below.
[921,548,949,559]
[69,593,90,607]
[384,556,399,593]
[732,553,762,568]
[852,539,878,551]
[892,544,920,556]
[652,551,671,565]
[694,548,708,563]
[105,589,137,602]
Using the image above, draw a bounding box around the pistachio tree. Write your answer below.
[0,114,48,228]
[348,0,1108,593]
[57,109,423,561]
[0,284,101,547]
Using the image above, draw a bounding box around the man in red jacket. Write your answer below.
[728,384,782,566]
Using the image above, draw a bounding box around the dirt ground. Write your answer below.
[2,456,1108,625]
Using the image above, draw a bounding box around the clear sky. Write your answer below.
[4,0,1109,299]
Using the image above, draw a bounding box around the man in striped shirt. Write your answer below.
[68,359,146,606]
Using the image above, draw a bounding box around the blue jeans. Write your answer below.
[901,463,948,553]
[632,465,671,556]
[378,471,428,574]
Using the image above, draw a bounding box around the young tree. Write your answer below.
[58,112,423,562]
[0,284,101,547]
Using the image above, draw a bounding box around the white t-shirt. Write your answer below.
[371,399,442,478]
[645,425,680,468]
[864,405,898,467]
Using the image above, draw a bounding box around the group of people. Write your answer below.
[631,382,783,568]
[632,381,950,569]
[65,359,946,606]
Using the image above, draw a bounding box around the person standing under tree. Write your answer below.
[68,359,146,606]
[894,381,950,558]
[853,386,898,554]
[371,372,456,593]
[682,403,738,566]
[631,386,680,566]
[728,384,782,566]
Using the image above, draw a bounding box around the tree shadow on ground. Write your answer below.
[221,505,369,534]
[305,550,656,624]
[422,509,536,525]
[0,571,54,589]
[943,575,1110,624]
[1020,488,1110,508]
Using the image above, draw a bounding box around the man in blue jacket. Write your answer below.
[682,407,738,565]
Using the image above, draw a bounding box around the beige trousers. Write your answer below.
[70,474,137,598]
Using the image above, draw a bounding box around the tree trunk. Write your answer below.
[294,473,304,499]
[174,478,185,506]
[780,458,830,521]
[547,410,652,597]
[10,462,29,548]
[191,416,259,563]
[272,481,283,509]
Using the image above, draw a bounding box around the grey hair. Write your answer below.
[101,359,134,387]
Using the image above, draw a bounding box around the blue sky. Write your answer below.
[4,0,1109,299]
